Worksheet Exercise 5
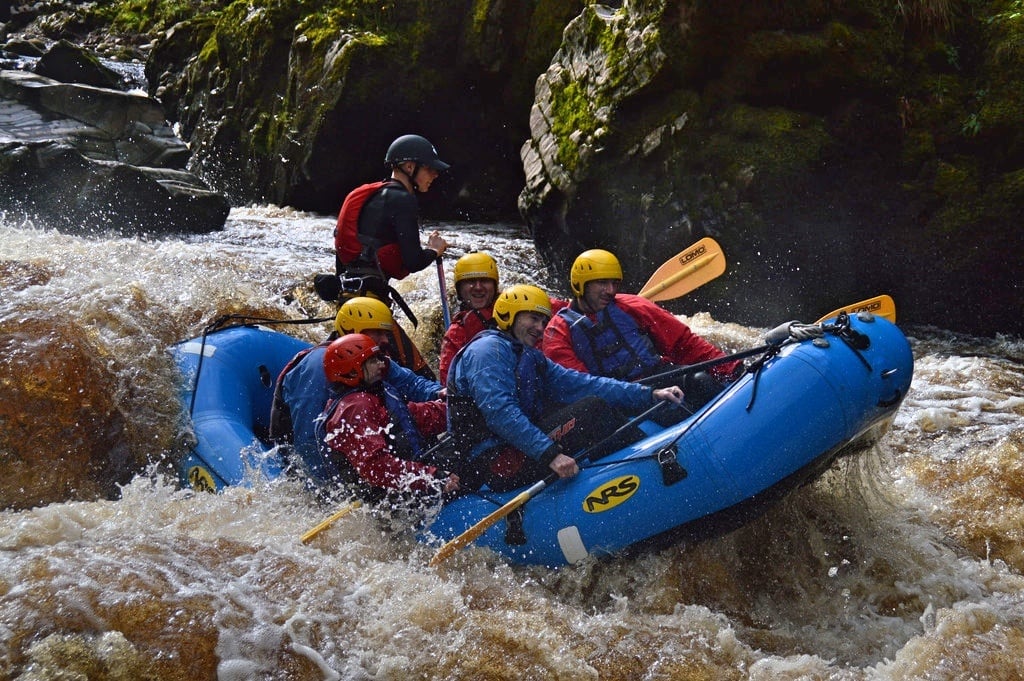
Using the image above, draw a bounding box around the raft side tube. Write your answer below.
[171,326,313,490]
[423,315,914,566]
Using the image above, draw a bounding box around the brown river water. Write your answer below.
[1,206,1022,680]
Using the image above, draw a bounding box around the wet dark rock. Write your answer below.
[34,39,125,90]
[2,38,46,58]
[0,42,228,236]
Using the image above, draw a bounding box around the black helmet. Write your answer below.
[385,134,450,171]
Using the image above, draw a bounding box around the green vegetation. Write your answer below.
[470,0,493,36]
[704,105,828,187]
[86,0,231,35]
[547,4,664,176]
[988,0,1024,62]
[550,80,601,175]
[597,7,632,85]
[896,0,957,34]
[295,10,389,52]
[86,0,408,39]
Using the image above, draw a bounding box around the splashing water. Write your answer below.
[1,207,1022,679]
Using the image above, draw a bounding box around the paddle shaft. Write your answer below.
[429,400,669,566]
[537,400,669,489]
[300,501,361,544]
[637,343,781,387]
[437,258,451,328]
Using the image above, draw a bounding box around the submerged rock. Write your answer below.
[0,315,133,511]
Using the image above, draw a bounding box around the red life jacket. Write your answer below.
[333,180,410,279]
[334,180,389,265]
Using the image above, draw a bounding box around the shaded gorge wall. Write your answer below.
[2,0,1022,335]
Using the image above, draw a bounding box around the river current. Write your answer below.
[1,206,1022,680]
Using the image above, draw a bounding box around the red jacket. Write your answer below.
[542,293,738,380]
[438,307,492,385]
[323,392,447,493]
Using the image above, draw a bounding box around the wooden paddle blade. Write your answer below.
[815,295,896,324]
[638,237,726,302]
[429,488,537,566]
[300,501,361,544]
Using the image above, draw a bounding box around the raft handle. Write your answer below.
[656,445,688,486]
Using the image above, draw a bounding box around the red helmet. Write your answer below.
[323,334,380,386]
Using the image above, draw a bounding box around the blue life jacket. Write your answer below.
[559,302,663,380]
[447,330,547,459]
[275,344,330,470]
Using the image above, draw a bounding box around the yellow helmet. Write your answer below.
[492,284,552,331]
[570,249,623,297]
[334,296,394,334]
[453,251,499,287]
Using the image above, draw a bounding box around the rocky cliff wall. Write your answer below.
[3,0,1022,336]
[518,0,1023,335]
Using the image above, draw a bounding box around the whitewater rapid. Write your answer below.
[1,206,1022,679]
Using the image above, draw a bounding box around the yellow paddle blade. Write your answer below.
[638,237,726,302]
[429,489,534,566]
[300,501,362,544]
[815,295,896,324]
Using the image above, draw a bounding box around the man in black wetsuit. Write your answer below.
[335,134,450,292]
[325,134,452,378]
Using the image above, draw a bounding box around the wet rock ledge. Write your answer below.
[0,40,229,236]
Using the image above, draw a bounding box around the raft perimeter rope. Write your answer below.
[788,322,825,341]
[745,313,876,412]
[827,313,873,371]
[745,320,825,411]
[186,314,334,418]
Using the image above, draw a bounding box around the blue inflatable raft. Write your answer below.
[171,312,913,567]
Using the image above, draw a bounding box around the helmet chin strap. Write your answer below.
[396,161,422,191]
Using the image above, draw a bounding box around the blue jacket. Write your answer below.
[448,330,653,462]
[274,344,330,465]
[384,358,444,403]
